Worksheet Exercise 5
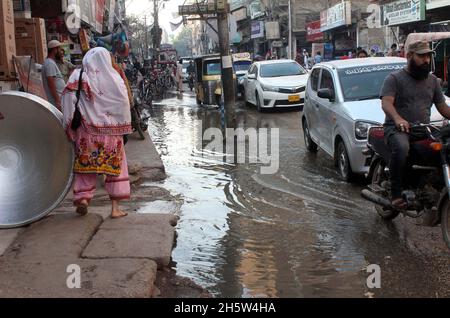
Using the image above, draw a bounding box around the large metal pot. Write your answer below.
[0,92,74,228]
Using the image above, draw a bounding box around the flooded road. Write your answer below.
[145,90,449,298]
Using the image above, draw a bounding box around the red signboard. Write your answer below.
[306,20,324,42]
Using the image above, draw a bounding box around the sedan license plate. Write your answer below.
[288,95,300,102]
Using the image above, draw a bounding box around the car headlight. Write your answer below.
[355,121,374,140]
[261,84,279,92]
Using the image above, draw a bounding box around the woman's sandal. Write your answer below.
[76,202,89,216]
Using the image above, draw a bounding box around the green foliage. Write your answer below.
[171,26,193,57]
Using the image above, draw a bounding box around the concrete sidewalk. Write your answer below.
[0,133,180,298]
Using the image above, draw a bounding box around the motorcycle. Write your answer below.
[361,123,450,250]
[138,76,153,108]
[130,92,149,140]
[188,72,195,91]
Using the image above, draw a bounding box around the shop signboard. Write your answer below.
[232,6,247,21]
[324,42,334,60]
[381,0,425,26]
[272,40,283,48]
[426,0,450,9]
[230,0,245,11]
[78,0,94,27]
[306,20,323,42]
[320,1,351,32]
[249,0,265,20]
[251,20,264,39]
[265,21,280,40]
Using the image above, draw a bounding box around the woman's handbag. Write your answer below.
[71,68,84,131]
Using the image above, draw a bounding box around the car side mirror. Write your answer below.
[247,74,256,80]
[317,88,335,102]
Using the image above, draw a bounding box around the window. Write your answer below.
[260,62,307,77]
[204,60,221,75]
[320,70,335,92]
[234,61,252,72]
[310,68,321,92]
[338,63,405,101]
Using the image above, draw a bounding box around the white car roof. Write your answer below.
[318,57,406,70]
[255,59,298,66]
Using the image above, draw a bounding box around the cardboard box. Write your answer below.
[0,79,17,92]
[0,0,17,80]
[15,17,47,64]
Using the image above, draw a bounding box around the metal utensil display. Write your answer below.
[0,92,74,228]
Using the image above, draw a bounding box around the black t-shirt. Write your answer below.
[380,68,446,125]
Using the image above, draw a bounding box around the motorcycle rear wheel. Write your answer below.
[441,200,450,251]
[372,160,400,220]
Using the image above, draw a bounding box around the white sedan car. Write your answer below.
[243,60,309,111]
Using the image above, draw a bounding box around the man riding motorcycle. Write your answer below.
[380,40,450,210]
[187,61,195,90]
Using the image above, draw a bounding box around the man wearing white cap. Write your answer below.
[42,40,66,110]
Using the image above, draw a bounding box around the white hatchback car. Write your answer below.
[243,60,309,111]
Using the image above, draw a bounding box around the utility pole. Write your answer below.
[144,15,148,58]
[217,3,235,127]
[153,0,161,52]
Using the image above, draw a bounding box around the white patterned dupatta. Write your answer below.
[62,47,132,136]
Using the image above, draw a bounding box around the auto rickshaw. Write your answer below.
[194,54,236,105]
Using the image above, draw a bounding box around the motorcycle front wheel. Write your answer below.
[440,199,450,251]
[372,160,400,220]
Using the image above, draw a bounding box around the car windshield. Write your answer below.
[234,61,252,72]
[338,64,405,101]
[260,62,306,77]
[204,60,221,75]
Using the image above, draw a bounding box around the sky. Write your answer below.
[126,0,186,38]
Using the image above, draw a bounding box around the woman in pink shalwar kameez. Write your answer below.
[61,47,133,219]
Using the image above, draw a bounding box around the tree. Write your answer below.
[126,15,152,58]
[171,26,193,57]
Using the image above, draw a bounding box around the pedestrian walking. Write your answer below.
[61,47,133,219]
[314,51,322,64]
[176,59,184,93]
[42,40,66,110]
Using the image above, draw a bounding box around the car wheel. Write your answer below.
[302,119,318,152]
[256,92,262,112]
[337,140,353,182]
[372,160,400,220]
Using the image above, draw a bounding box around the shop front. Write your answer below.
[320,1,353,59]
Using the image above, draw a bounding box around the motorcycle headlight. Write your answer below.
[355,121,373,140]
[261,84,279,92]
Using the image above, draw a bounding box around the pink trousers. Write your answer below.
[73,152,131,206]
